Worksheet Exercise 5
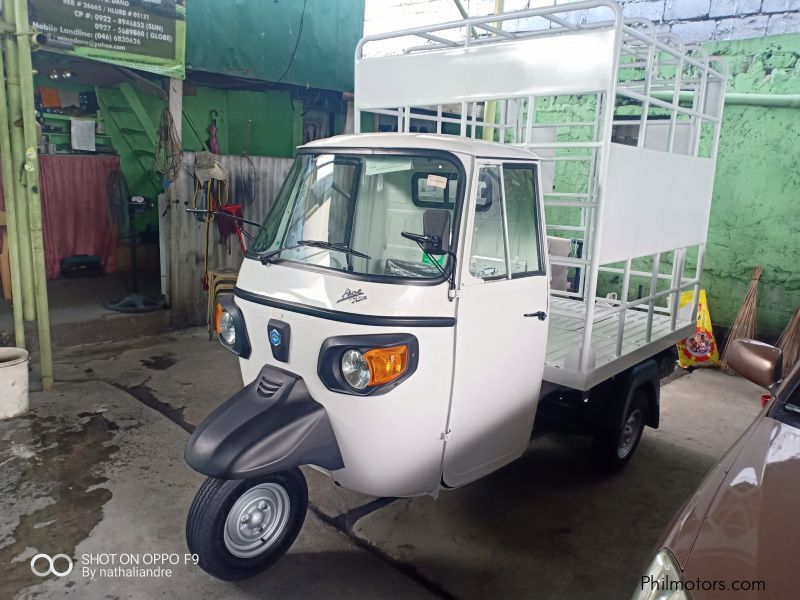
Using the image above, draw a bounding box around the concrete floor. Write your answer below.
[0,329,765,599]
[0,272,171,352]
[0,271,163,332]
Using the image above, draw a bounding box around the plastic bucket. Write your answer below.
[0,348,29,419]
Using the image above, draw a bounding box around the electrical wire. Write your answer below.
[244,154,256,206]
[153,107,183,184]
[275,0,308,83]
[182,109,206,150]
[289,89,325,118]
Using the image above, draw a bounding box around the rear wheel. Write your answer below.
[186,468,308,581]
[592,390,647,473]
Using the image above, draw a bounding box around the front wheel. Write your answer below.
[186,468,308,581]
[591,391,647,473]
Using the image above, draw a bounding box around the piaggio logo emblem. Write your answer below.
[30,553,74,577]
[337,288,367,304]
[270,329,282,347]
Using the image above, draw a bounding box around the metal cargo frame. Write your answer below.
[354,0,728,390]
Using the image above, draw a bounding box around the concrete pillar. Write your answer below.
[164,78,183,309]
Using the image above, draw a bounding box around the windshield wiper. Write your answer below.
[259,246,288,264]
[296,240,371,260]
[259,239,370,265]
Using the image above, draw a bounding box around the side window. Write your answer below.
[502,165,542,276]
[469,166,507,280]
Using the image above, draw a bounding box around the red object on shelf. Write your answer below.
[761,394,771,408]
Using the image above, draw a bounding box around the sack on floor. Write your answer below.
[677,289,720,368]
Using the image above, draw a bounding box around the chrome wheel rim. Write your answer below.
[617,409,644,459]
[224,483,291,558]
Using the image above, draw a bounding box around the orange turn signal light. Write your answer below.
[364,345,409,386]
[214,303,224,333]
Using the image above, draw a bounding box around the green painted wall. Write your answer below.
[180,87,302,157]
[37,78,302,194]
[119,85,302,159]
[702,34,800,340]
[186,0,365,92]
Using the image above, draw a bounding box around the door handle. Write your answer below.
[524,311,547,321]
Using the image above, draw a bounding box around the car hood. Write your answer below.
[676,416,800,598]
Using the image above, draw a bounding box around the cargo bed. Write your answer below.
[355,0,727,394]
[544,296,693,390]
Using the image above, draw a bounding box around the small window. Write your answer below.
[469,166,507,280]
[412,172,458,209]
[503,164,542,277]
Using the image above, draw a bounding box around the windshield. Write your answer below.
[250,152,462,281]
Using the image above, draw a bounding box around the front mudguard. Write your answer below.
[185,364,344,479]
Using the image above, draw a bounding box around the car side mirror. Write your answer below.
[726,339,783,390]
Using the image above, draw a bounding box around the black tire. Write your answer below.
[592,390,648,474]
[186,468,308,581]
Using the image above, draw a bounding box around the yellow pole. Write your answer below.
[13,0,53,389]
[2,0,34,321]
[0,37,25,347]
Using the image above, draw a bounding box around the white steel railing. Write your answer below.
[354,1,727,378]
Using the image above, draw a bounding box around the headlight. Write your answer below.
[340,345,410,391]
[631,548,690,600]
[341,350,370,390]
[218,310,236,345]
[214,295,251,358]
[318,334,418,396]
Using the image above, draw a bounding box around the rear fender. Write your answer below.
[617,359,660,430]
[589,359,660,432]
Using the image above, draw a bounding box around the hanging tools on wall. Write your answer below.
[189,153,258,289]
[192,152,229,289]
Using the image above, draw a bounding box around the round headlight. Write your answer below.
[341,349,371,390]
[219,311,236,345]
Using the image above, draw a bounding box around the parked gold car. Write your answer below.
[633,339,799,600]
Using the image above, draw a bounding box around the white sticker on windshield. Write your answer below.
[365,158,413,176]
[426,174,448,189]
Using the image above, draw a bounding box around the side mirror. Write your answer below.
[476,172,495,212]
[726,339,783,390]
[422,210,451,254]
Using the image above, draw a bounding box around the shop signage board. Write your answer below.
[29,0,186,78]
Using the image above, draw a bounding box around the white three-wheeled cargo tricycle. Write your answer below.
[183,1,728,580]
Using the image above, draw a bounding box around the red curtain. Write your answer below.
[0,155,119,279]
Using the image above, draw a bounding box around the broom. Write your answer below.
[721,265,762,372]
[777,305,800,373]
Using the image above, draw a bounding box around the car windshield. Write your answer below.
[249,152,462,281]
